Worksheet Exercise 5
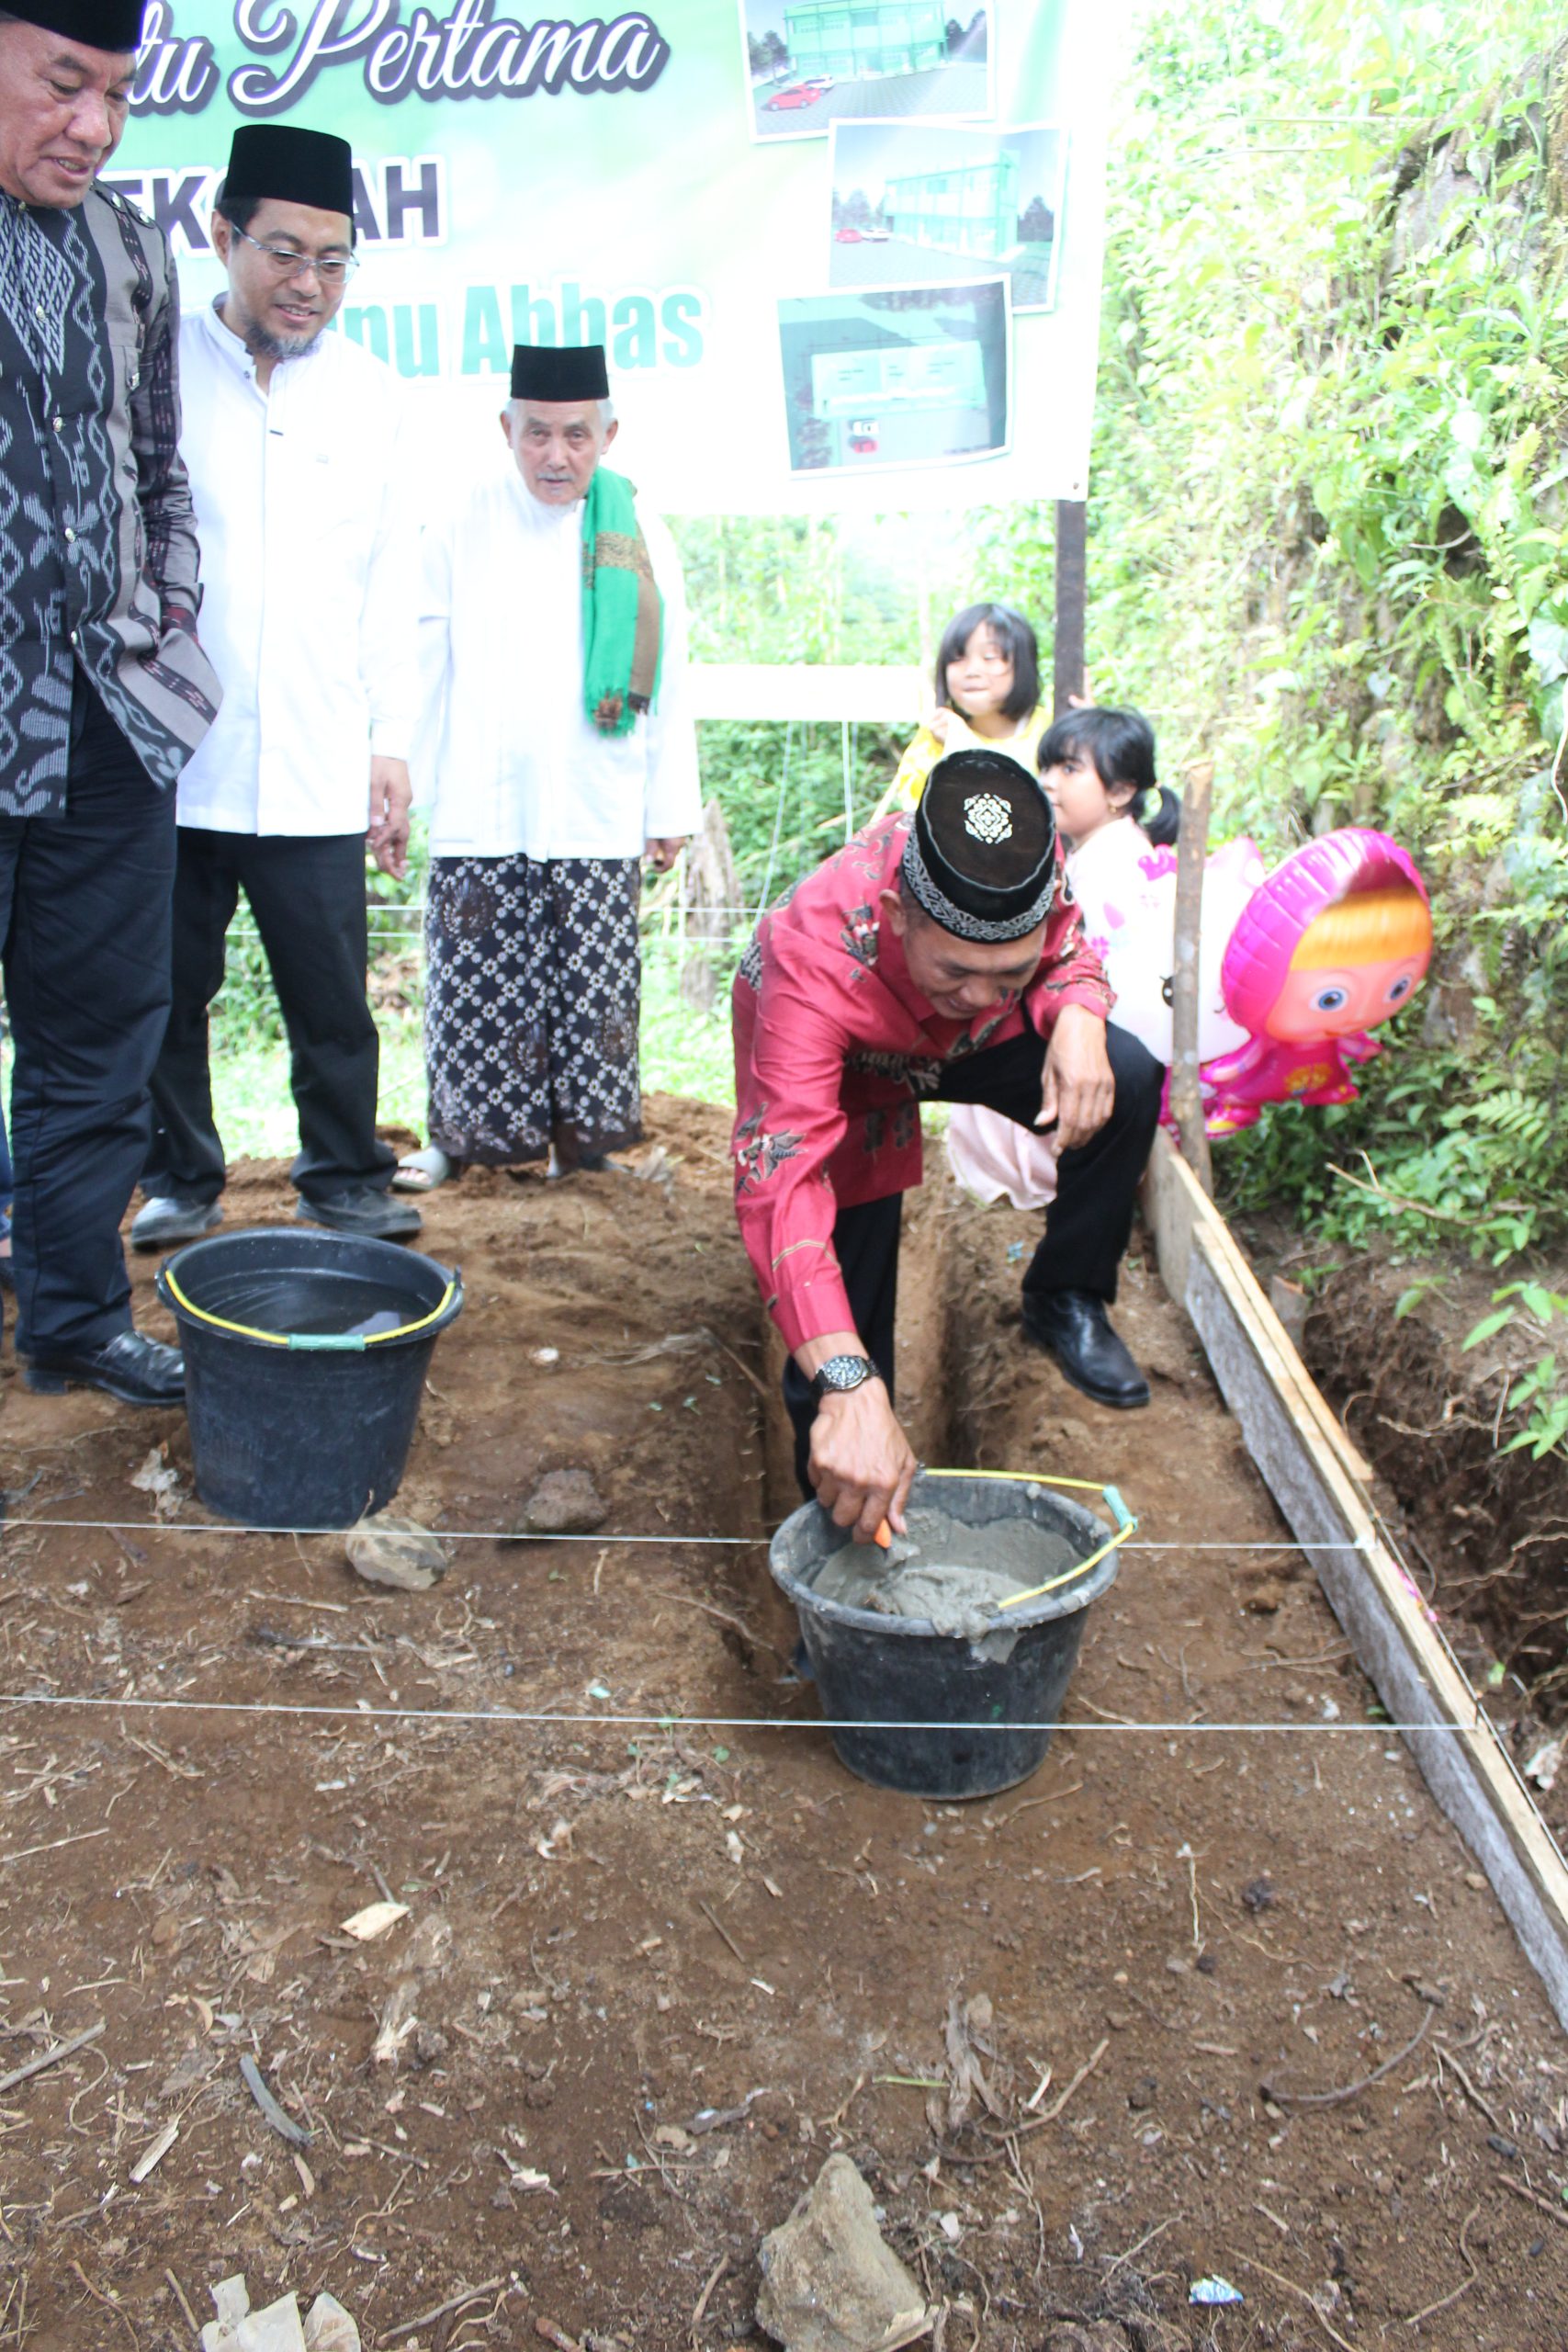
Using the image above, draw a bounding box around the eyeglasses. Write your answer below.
[231,225,358,286]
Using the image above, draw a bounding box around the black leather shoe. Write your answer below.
[131,1194,222,1250]
[295,1189,423,1239]
[1021,1291,1151,1409]
[24,1329,186,1407]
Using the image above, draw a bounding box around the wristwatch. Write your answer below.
[808,1353,879,1401]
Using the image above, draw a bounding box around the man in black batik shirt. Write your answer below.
[0,0,220,1404]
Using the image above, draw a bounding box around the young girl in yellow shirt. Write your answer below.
[886,601,1050,808]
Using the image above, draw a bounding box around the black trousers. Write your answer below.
[784,1020,1163,1498]
[0,680,176,1354]
[143,828,393,1209]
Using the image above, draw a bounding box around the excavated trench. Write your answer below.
[1298,1250,1568,1769]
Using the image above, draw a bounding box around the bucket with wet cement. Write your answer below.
[769,1469,1122,1799]
[156,1229,464,1529]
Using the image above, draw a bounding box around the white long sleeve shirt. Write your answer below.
[414,467,701,860]
[175,302,419,836]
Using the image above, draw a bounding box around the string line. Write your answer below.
[0,1690,1504,1736]
[0,1517,1367,1553]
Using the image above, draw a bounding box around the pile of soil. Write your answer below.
[2,1096,1564,2349]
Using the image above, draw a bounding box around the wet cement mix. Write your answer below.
[807,1504,1083,1639]
[1,1093,1564,2349]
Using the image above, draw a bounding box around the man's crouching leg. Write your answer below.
[1021,1023,1163,1408]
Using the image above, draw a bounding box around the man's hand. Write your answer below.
[644,836,687,873]
[809,1380,918,1544]
[368,757,413,879]
[1038,1002,1115,1151]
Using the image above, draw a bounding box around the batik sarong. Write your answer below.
[424,854,643,1166]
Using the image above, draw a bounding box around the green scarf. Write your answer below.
[581,467,663,738]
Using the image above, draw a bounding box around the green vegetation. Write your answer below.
[1055,0,1568,1272]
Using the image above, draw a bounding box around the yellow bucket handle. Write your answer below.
[161,1263,458,1352]
[919,1464,1138,1611]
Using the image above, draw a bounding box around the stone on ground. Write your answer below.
[756,2153,933,2352]
[522,1468,608,1534]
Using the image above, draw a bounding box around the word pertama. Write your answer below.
[132,0,671,119]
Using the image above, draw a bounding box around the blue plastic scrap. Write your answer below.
[1190,2278,1245,2307]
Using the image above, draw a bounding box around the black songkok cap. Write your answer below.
[903,750,1058,943]
[223,125,355,220]
[6,0,145,50]
[511,343,611,401]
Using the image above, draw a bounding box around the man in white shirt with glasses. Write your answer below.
[134,121,421,1249]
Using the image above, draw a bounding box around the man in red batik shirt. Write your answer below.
[731,751,1162,1544]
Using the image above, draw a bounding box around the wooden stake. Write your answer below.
[1168,760,1215,1196]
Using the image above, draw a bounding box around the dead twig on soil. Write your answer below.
[68,2261,137,2352]
[0,2019,104,2096]
[1401,2205,1480,2328]
[1233,2253,1356,2352]
[1,1825,109,1865]
[699,1328,771,1402]
[818,2073,866,2133]
[163,2270,199,2345]
[697,1899,746,1964]
[995,1781,1083,1826]
[655,1589,784,1659]
[1434,2041,1502,2130]
[689,2253,728,2341]
[1102,2217,1171,2278]
[1180,1844,1201,1948]
[1001,2131,1046,2282]
[1499,2175,1568,2229]
[983,2038,1109,2141]
[382,2278,504,2343]
[1262,2005,1433,2110]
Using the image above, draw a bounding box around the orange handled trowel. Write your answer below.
[871,1517,918,1565]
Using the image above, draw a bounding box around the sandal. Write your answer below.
[391,1147,453,1194]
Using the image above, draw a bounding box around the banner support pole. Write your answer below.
[1052,497,1088,717]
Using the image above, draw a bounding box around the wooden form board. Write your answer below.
[1143,1130,1568,2032]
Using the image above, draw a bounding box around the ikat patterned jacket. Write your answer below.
[730,813,1113,1351]
[0,182,219,815]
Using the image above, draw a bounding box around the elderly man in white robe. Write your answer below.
[402,342,699,1185]
[133,122,421,1250]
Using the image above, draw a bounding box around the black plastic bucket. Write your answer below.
[155,1228,464,1529]
[769,1470,1122,1799]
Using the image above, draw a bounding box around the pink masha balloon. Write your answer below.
[1201,829,1432,1136]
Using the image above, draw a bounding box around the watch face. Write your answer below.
[818,1354,873,1392]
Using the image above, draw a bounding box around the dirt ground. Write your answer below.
[2,1093,1565,2351]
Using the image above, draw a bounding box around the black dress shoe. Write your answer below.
[131,1194,222,1250]
[295,1188,422,1239]
[24,1329,186,1407]
[1021,1291,1151,1409]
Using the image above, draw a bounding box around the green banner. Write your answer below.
[113,0,1114,511]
